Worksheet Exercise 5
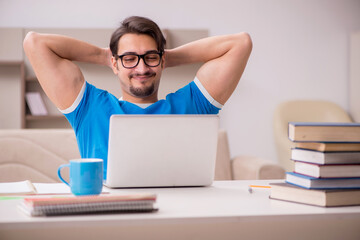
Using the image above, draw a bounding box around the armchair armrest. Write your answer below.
[231,155,285,180]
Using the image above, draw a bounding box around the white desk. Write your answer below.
[1,180,360,240]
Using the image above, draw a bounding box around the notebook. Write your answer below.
[18,193,157,216]
[104,115,219,188]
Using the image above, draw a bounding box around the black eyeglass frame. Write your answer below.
[116,51,163,69]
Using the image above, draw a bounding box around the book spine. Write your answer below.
[25,92,48,116]
[288,122,360,142]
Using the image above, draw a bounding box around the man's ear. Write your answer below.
[111,56,119,75]
[161,53,166,69]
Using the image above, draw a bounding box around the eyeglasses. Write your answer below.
[117,52,163,69]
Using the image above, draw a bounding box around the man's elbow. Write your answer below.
[230,32,252,57]
[237,32,253,55]
[23,31,40,53]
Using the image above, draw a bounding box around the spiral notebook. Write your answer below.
[18,193,157,216]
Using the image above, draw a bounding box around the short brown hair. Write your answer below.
[110,16,166,58]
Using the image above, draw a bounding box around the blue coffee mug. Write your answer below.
[58,158,103,196]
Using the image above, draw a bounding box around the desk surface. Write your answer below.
[1,180,360,240]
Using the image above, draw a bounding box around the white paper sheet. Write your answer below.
[33,183,71,194]
[0,180,36,195]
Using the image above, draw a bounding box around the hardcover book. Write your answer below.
[295,142,360,152]
[291,148,360,165]
[270,182,360,207]
[288,122,360,142]
[286,172,360,189]
[294,161,360,178]
[25,92,48,116]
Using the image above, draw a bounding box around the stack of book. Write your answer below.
[270,122,360,207]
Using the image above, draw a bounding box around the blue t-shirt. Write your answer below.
[62,77,222,179]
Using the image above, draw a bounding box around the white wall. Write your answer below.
[1,0,360,163]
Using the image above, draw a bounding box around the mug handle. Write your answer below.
[57,164,70,186]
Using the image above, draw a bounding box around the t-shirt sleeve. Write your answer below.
[58,81,89,132]
[164,77,222,114]
[193,77,223,109]
[187,77,222,114]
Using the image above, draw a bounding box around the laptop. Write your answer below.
[104,115,219,188]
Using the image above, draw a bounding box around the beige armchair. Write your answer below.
[215,129,285,180]
[273,100,353,172]
[0,128,285,183]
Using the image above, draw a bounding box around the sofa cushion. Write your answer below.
[0,129,79,182]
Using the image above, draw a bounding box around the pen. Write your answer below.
[248,185,271,193]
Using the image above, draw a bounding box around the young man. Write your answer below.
[23,16,252,178]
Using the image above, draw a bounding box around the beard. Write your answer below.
[128,70,157,97]
[129,82,155,97]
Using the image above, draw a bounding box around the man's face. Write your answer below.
[111,33,164,102]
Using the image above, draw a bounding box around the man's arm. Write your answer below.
[23,32,112,110]
[164,33,252,105]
